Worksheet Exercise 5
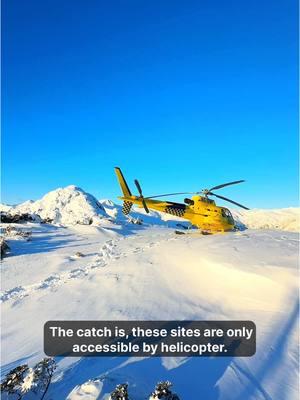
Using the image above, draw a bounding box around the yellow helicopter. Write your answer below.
[115,167,249,233]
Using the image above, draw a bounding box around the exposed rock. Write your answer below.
[0,211,39,224]
[0,237,10,258]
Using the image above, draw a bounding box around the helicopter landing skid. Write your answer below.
[174,229,213,235]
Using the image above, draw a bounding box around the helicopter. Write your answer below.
[114,167,249,233]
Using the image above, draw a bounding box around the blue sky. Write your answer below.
[2,0,298,208]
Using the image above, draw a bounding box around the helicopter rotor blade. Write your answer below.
[145,192,194,199]
[208,192,249,210]
[208,180,245,192]
[141,198,149,213]
[134,179,143,196]
[134,179,150,213]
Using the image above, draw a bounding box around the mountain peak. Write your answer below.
[3,185,107,226]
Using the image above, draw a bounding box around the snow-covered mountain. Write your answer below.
[231,207,300,232]
[1,186,107,226]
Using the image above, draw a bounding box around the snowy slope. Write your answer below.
[1,223,299,400]
[1,187,299,399]
[232,207,300,232]
[0,203,11,212]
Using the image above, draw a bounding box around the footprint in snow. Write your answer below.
[1,286,26,302]
[2,239,126,303]
[69,269,87,278]
[90,260,106,269]
[37,275,61,289]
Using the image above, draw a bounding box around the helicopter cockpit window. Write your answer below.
[221,208,233,220]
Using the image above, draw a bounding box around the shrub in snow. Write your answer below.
[109,383,129,400]
[0,364,29,399]
[3,226,32,241]
[32,358,56,399]
[149,381,180,400]
[0,358,56,400]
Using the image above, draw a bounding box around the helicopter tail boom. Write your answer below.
[115,167,132,197]
[114,167,134,215]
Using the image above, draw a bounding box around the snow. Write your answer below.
[1,186,299,400]
[67,380,103,399]
[0,203,12,212]
[232,207,300,232]
[1,186,107,226]
[20,368,35,394]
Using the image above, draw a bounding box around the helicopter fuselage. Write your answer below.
[118,194,235,232]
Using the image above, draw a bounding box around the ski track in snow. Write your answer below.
[0,234,176,303]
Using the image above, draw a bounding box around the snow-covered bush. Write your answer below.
[107,381,180,400]
[2,226,32,241]
[0,364,29,398]
[109,383,129,400]
[0,358,56,400]
[32,358,56,399]
[149,381,180,400]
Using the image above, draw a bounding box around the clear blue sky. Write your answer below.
[2,0,298,208]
